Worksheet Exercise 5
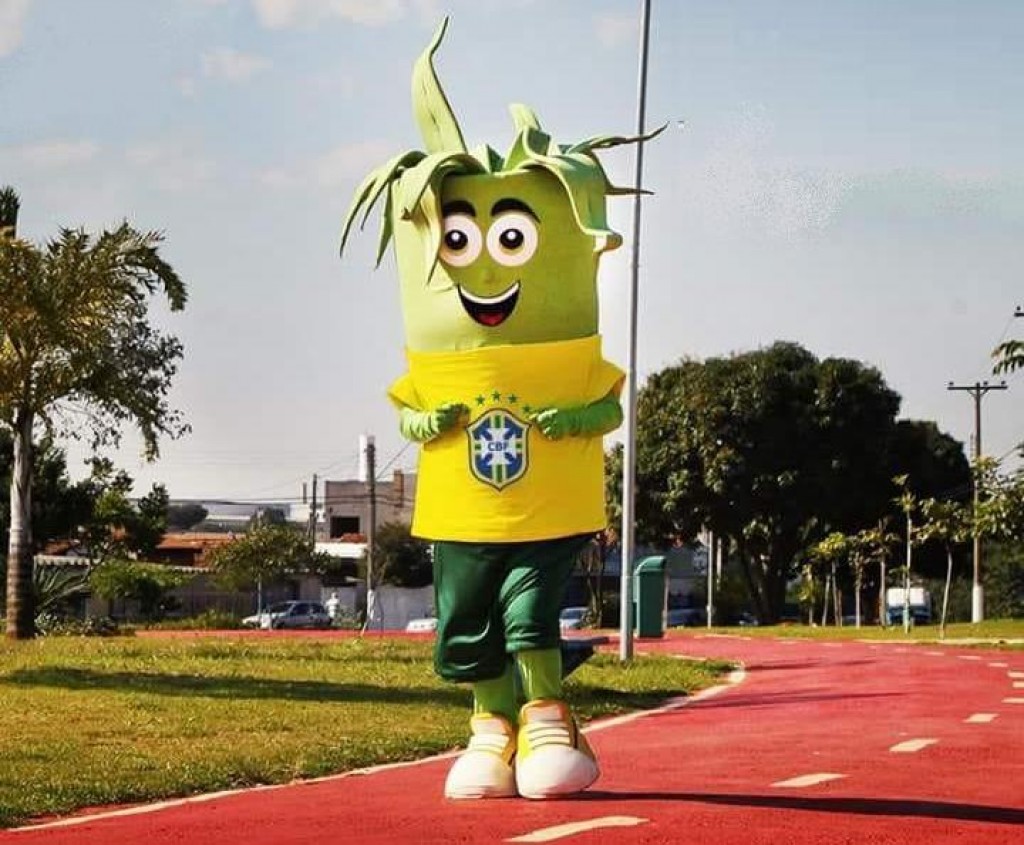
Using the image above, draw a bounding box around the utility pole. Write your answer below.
[947,380,1007,622]
[308,473,318,542]
[362,435,377,632]
[620,0,653,663]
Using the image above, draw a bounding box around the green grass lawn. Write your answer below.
[690,618,1024,645]
[0,634,729,828]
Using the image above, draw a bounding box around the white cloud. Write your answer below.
[201,47,271,82]
[177,75,199,98]
[251,0,406,29]
[594,12,636,49]
[125,143,216,192]
[312,140,394,188]
[0,0,32,57]
[16,140,100,168]
[258,140,393,192]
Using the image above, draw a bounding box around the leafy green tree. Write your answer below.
[0,430,93,558]
[166,503,209,531]
[1,186,187,639]
[79,459,169,564]
[631,342,902,621]
[916,497,970,636]
[992,338,1024,376]
[857,519,899,625]
[89,559,189,621]
[207,523,331,611]
[983,542,1024,618]
[366,522,432,588]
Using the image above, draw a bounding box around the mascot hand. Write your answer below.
[399,403,468,442]
[530,396,623,440]
[530,407,577,440]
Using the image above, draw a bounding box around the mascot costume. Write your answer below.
[340,19,657,801]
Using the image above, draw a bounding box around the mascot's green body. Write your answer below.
[340,19,656,800]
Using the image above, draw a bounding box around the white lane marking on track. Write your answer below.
[966,713,998,723]
[584,667,747,735]
[822,642,842,648]
[507,816,648,843]
[924,651,945,656]
[772,773,846,788]
[1004,697,1024,704]
[1009,671,1024,679]
[1013,682,1024,689]
[890,738,938,753]
[958,655,983,661]
[990,662,1009,668]
[14,651,750,834]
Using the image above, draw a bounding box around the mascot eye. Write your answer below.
[486,214,538,267]
[439,214,482,267]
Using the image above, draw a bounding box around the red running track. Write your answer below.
[4,634,1022,844]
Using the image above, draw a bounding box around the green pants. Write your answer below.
[432,534,592,682]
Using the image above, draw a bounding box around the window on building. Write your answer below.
[330,516,360,538]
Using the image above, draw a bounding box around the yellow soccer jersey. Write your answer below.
[388,335,624,542]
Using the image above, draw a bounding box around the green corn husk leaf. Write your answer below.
[340,150,425,254]
[566,122,668,155]
[412,17,467,154]
[398,152,485,220]
[509,103,542,133]
[375,182,395,266]
[521,149,616,238]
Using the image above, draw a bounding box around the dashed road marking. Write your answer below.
[958,655,983,661]
[822,642,843,648]
[989,662,1009,668]
[890,738,938,753]
[772,773,846,788]
[1003,697,1024,705]
[507,816,648,842]
[1013,682,1024,689]
[1008,671,1024,679]
[924,651,945,656]
[966,713,998,723]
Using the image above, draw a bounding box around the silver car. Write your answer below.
[243,601,332,630]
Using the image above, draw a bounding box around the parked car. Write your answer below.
[405,617,438,633]
[559,606,590,631]
[242,601,332,630]
[666,608,705,627]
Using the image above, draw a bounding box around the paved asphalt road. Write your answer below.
[4,634,1022,844]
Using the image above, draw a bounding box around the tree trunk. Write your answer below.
[879,557,887,627]
[940,546,953,640]
[855,566,863,628]
[5,410,35,639]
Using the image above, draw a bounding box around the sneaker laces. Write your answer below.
[467,717,514,757]
[521,716,575,751]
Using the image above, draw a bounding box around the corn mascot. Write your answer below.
[340,19,657,800]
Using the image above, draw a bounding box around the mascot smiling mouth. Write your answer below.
[458,281,520,327]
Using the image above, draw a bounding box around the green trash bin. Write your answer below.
[633,555,666,638]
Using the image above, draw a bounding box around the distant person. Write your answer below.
[325,592,341,621]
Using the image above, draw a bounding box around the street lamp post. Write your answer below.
[619,0,653,662]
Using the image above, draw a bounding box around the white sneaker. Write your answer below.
[444,713,517,799]
[515,699,599,799]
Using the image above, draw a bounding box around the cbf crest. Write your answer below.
[467,408,530,490]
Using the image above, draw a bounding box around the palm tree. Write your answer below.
[1,187,187,639]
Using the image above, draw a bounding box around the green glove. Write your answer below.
[399,402,468,442]
[529,394,623,440]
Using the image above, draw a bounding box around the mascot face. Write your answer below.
[396,169,601,351]
[341,17,658,353]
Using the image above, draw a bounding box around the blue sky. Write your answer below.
[2,0,1023,500]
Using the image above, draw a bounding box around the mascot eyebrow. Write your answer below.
[339,17,663,277]
[442,198,540,221]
